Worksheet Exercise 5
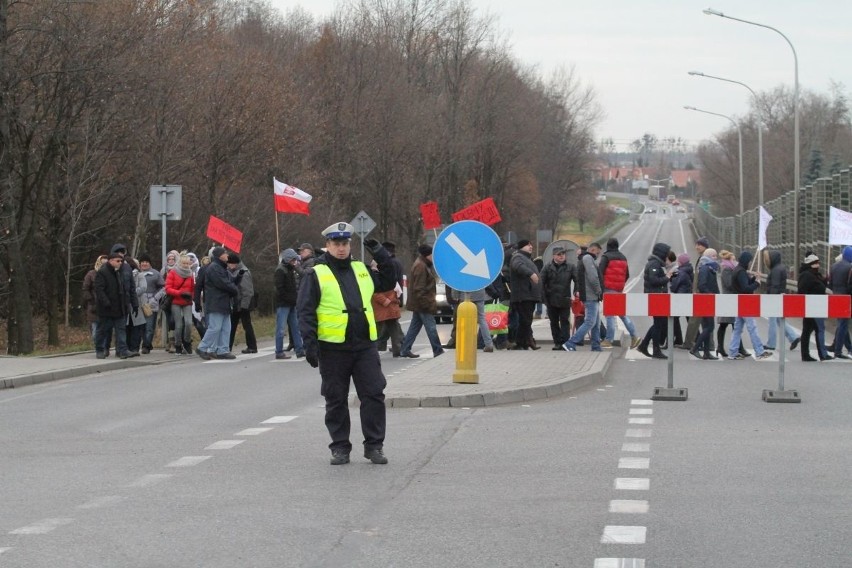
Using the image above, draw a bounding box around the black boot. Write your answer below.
[716,328,728,358]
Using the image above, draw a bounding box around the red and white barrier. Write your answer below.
[603,293,852,319]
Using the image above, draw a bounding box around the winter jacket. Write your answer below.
[94,263,129,319]
[697,256,720,294]
[731,251,759,294]
[372,289,402,322]
[166,269,195,307]
[509,250,542,303]
[274,261,299,308]
[765,250,790,294]
[232,263,255,311]
[139,268,165,312]
[197,257,239,315]
[82,269,98,323]
[643,243,671,293]
[599,246,630,292]
[576,251,602,302]
[669,263,693,294]
[828,246,852,295]
[406,255,438,313]
[797,264,828,295]
[540,260,575,308]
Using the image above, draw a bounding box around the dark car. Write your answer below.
[435,279,454,324]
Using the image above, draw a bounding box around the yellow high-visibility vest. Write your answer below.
[313,263,377,342]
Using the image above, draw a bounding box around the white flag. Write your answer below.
[829,206,852,245]
[758,206,773,250]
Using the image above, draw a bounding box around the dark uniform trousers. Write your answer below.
[319,346,387,452]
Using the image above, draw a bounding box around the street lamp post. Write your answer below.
[703,7,800,266]
[684,105,744,251]
[688,71,764,208]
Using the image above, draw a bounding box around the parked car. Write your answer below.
[644,206,657,214]
[435,279,454,324]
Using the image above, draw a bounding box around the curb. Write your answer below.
[1,358,171,390]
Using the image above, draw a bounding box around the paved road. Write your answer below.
[1,208,849,567]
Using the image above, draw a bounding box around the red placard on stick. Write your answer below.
[420,201,442,230]
[206,215,243,253]
[451,197,502,226]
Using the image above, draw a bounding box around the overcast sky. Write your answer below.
[268,0,852,151]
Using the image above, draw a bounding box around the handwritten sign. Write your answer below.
[451,197,502,226]
[420,201,442,230]
[829,206,852,246]
[206,215,243,253]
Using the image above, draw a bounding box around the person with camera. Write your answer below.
[296,223,397,466]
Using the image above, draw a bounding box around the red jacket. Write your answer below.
[166,270,195,306]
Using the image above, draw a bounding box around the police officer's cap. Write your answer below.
[322,222,354,241]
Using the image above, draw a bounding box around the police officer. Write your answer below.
[296,222,397,465]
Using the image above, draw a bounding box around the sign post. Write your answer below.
[149,185,182,349]
[433,221,504,384]
[350,210,376,261]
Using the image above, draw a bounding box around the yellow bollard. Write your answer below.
[453,298,479,383]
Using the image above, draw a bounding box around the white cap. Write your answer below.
[322,222,354,240]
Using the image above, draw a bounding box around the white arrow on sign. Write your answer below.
[445,232,490,279]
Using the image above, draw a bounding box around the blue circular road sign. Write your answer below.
[433,221,504,292]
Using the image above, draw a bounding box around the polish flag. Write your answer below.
[273,177,312,215]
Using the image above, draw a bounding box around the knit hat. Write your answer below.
[298,242,313,252]
[843,246,852,263]
[703,248,718,259]
[210,246,226,259]
[226,253,240,264]
[803,253,819,265]
[138,253,152,264]
[517,239,531,249]
[281,248,299,263]
[677,253,690,266]
[695,237,710,248]
[418,244,433,257]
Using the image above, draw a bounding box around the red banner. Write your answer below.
[206,215,243,253]
[419,201,442,230]
[451,197,501,226]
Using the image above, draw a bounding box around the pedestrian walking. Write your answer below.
[227,253,258,354]
[637,242,672,359]
[690,248,720,360]
[797,252,832,361]
[727,250,771,360]
[399,244,444,358]
[296,222,397,465]
[598,238,640,349]
[762,249,801,352]
[827,246,852,358]
[274,248,304,360]
[562,242,603,352]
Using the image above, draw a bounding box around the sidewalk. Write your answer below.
[1,318,618,406]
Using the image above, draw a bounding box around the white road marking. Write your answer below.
[165,456,212,468]
[621,443,650,452]
[206,440,245,450]
[630,399,653,405]
[594,559,645,568]
[78,495,125,510]
[0,548,11,555]
[601,525,646,544]
[125,473,173,488]
[629,418,654,425]
[262,416,298,424]
[615,478,650,491]
[235,427,273,436]
[609,500,650,514]
[625,429,652,438]
[10,518,74,535]
[629,408,653,415]
[618,457,650,469]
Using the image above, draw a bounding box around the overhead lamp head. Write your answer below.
[688,71,704,76]
[684,106,696,110]
[703,7,723,16]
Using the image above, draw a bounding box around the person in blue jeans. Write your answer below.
[762,249,801,351]
[562,242,603,352]
[728,250,771,360]
[195,247,240,360]
[274,248,305,359]
[399,245,444,358]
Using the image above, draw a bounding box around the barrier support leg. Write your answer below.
[652,316,688,401]
[763,317,801,403]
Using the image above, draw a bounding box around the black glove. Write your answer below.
[180,291,192,300]
[364,239,381,254]
[238,268,246,276]
[132,307,138,318]
[306,352,319,368]
[194,301,202,312]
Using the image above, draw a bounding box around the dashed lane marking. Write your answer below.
[621,443,650,452]
[608,500,649,514]
[125,473,173,488]
[235,427,273,436]
[165,456,212,468]
[206,440,245,450]
[618,457,650,469]
[601,525,646,544]
[594,559,645,568]
[614,478,650,491]
[629,418,654,425]
[10,518,74,535]
[77,495,125,510]
[629,408,653,415]
[262,416,298,424]
[630,399,653,405]
[625,429,652,438]
[0,547,11,554]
